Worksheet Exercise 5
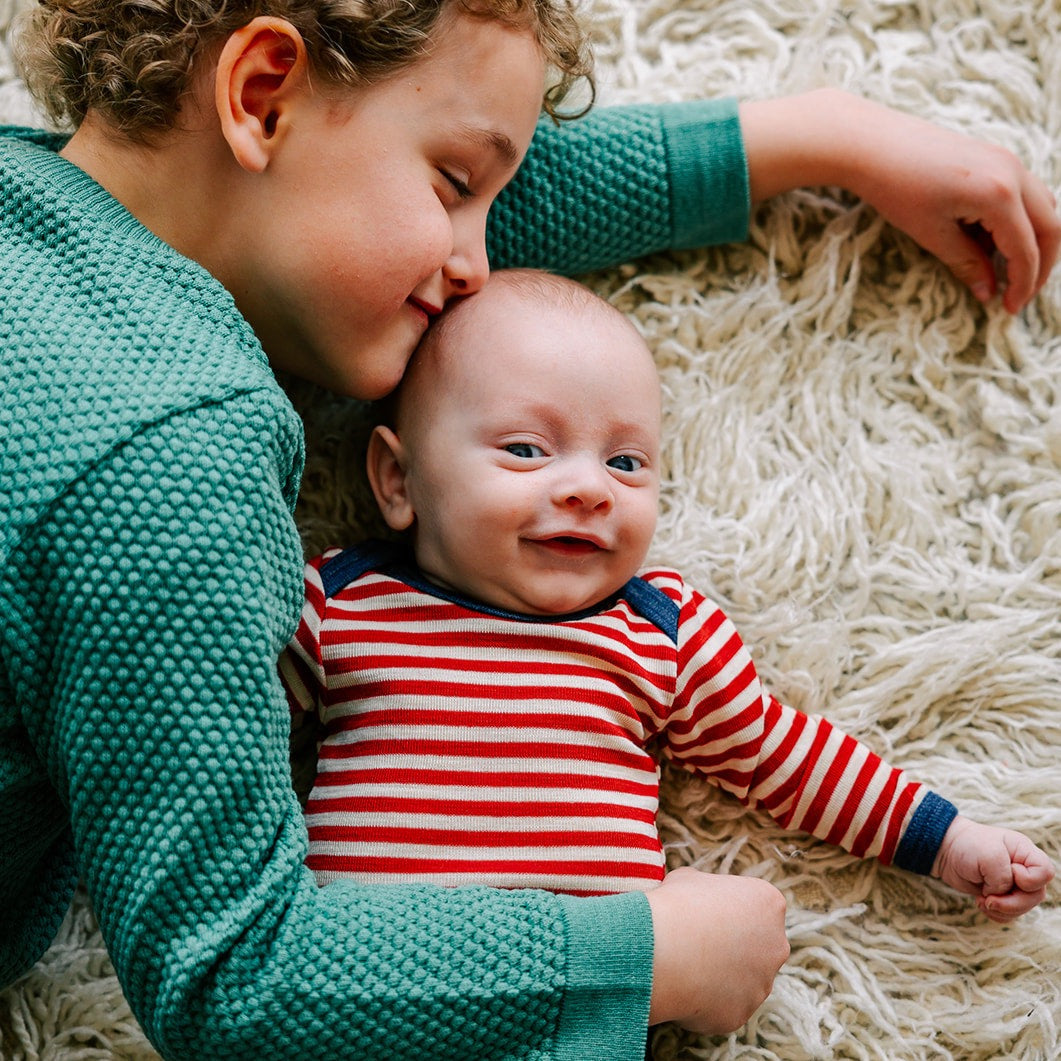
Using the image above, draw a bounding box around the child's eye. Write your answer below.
[607,454,643,472]
[440,168,473,201]
[505,443,545,459]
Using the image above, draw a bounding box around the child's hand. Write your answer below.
[646,867,789,1033]
[840,99,1060,314]
[740,89,1061,313]
[932,815,1055,922]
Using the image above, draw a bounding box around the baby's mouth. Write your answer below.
[535,535,604,555]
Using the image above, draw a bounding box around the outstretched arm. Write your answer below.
[740,88,1061,313]
[490,98,749,274]
[932,815,1055,922]
[494,89,1059,313]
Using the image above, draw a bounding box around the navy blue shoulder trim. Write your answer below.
[623,577,680,644]
[319,540,681,642]
[320,540,402,598]
[892,791,958,875]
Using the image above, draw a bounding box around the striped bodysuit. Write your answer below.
[280,542,954,895]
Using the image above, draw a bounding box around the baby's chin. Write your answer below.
[419,556,633,617]
[482,579,629,618]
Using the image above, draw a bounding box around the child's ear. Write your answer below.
[214,17,309,173]
[366,426,416,531]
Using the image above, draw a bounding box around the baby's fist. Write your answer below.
[932,815,1054,923]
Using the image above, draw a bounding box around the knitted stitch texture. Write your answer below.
[490,99,748,271]
[0,97,747,1059]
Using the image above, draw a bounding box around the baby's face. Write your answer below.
[394,288,661,615]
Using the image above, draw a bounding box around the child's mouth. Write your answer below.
[407,296,441,325]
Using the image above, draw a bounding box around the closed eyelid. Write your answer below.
[441,168,474,200]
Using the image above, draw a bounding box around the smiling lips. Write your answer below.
[531,534,605,557]
[408,296,442,324]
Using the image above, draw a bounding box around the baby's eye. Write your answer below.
[607,454,643,472]
[505,442,545,459]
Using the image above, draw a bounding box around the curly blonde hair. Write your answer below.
[14,0,593,139]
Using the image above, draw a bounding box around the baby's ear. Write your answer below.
[366,425,416,531]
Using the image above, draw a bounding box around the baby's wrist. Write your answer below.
[931,814,973,878]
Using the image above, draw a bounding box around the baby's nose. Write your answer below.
[557,460,613,510]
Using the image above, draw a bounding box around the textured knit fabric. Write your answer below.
[281,545,955,894]
[0,99,746,1061]
[490,98,748,271]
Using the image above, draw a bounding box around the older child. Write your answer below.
[0,2,793,1054]
[281,269,1054,928]
[1,0,1057,1057]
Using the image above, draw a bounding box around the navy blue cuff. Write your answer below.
[893,791,959,875]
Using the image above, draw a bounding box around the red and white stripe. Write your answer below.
[280,552,925,895]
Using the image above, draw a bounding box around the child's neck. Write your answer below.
[60,110,246,290]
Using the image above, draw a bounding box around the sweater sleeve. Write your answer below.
[488,98,749,275]
[13,396,654,1061]
[661,585,955,872]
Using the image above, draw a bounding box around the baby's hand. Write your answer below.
[932,815,1055,922]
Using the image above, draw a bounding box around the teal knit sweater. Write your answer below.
[0,100,747,1060]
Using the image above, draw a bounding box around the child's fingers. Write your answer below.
[1022,179,1061,306]
[989,174,1059,313]
[979,197,1039,313]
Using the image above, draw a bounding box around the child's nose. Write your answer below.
[443,216,490,296]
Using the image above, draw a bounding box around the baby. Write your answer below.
[280,269,1053,921]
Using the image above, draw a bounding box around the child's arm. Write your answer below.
[492,90,1059,312]
[931,815,1055,923]
[739,89,1060,313]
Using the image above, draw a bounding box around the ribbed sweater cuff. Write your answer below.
[659,96,750,248]
[553,890,653,1061]
[893,791,959,875]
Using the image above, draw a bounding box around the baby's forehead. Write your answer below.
[441,281,652,363]
[397,275,659,426]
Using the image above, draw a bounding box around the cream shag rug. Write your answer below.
[2,0,1059,1057]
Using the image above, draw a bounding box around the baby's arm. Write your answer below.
[932,815,1055,923]
[740,88,1060,313]
[660,577,1051,919]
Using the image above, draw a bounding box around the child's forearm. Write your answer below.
[739,88,1060,312]
[739,88,861,203]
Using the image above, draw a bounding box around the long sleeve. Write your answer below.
[488,98,749,274]
[1,129,657,1059]
[6,400,654,1060]
[659,583,956,871]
